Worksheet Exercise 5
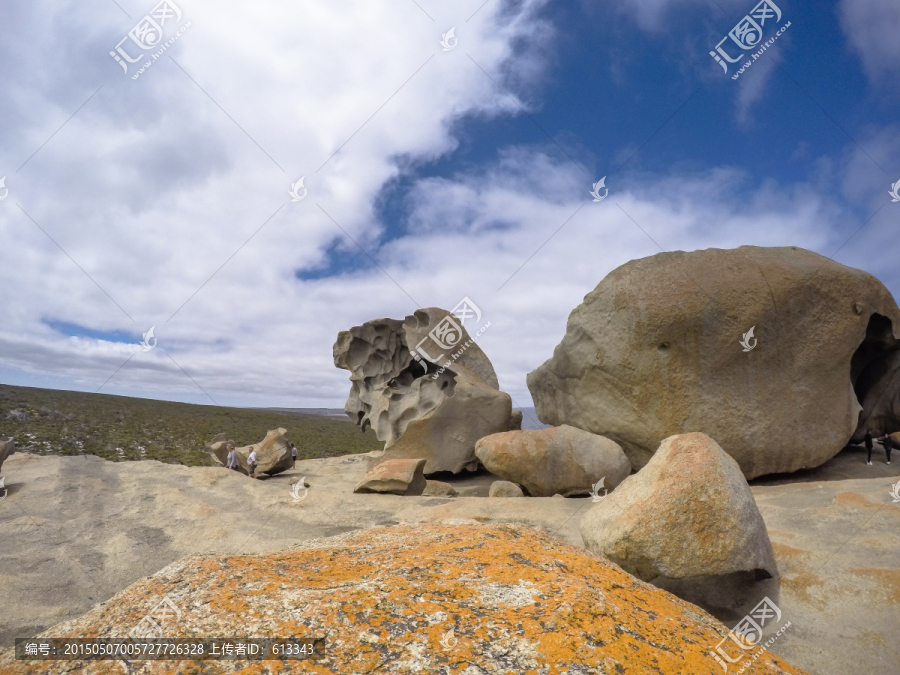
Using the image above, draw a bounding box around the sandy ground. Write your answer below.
[1,447,899,675]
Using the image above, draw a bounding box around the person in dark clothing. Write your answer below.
[865,430,874,465]
[880,433,893,465]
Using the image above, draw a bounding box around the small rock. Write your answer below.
[489,480,524,498]
[422,480,458,497]
[355,458,427,496]
[508,410,523,431]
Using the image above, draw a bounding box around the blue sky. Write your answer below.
[0,0,898,410]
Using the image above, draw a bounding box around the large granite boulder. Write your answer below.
[0,437,15,474]
[529,246,900,478]
[475,425,631,497]
[581,432,778,582]
[208,428,292,476]
[334,308,511,474]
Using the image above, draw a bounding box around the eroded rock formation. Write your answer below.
[0,437,15,474]
[528,246,900,478]
[207,428,293,476]
[334,308,511,473]
[580,432,778,582]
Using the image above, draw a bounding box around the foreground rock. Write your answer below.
[334,308,511,473]
[581,433,778,582]
[528,246,900,478]
[354,458,426,495]
[0,437,14,474]
[1,452,897,674]
[476,425,631,497]
[208,428,293,476]
[488,480,524,497]
[0,523,809,675]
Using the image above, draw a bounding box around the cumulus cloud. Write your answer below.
[1,0,897,416]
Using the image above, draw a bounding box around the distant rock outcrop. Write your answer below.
[207,428,292,476]
[529,246,900,478]
[334,308,511,474]
[0,437,14,474]
[1,523,809,675]
[476,425,631,497]
[581,432,778,582]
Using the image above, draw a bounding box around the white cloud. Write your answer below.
[839,0,900,84]
[1,0,897,418]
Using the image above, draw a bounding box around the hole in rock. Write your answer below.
[850,313,900,438]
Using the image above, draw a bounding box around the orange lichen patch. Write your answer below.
[849,568,900,603]
[832,492,878,508]
[780,572,825,607]
[0,524,809,675]
[770,542,807,560]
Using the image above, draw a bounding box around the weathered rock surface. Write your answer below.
[0,523,810,675]
[476,425,631,497]
[508,409,523,430]
[354,458,426,495]
[422,479,458,497]
[529,246,900,478]
[581,432,778,582]
[0,451,897,674]
[208,428,292,476]
[334,308,511,474]
[489,480,524,497]
[0,437,14,474]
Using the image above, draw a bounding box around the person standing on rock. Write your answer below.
[865,430,874,465]
[225,443,239,471]
[291,443,297,468]
[879,433,893,465]
[247,446,258,478]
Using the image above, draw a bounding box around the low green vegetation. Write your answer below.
[0,384,382,466]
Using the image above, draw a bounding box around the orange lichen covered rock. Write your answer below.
[0,524,809,675]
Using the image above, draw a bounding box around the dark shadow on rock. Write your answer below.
[751,442,900,486]
[650,571,781,626]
